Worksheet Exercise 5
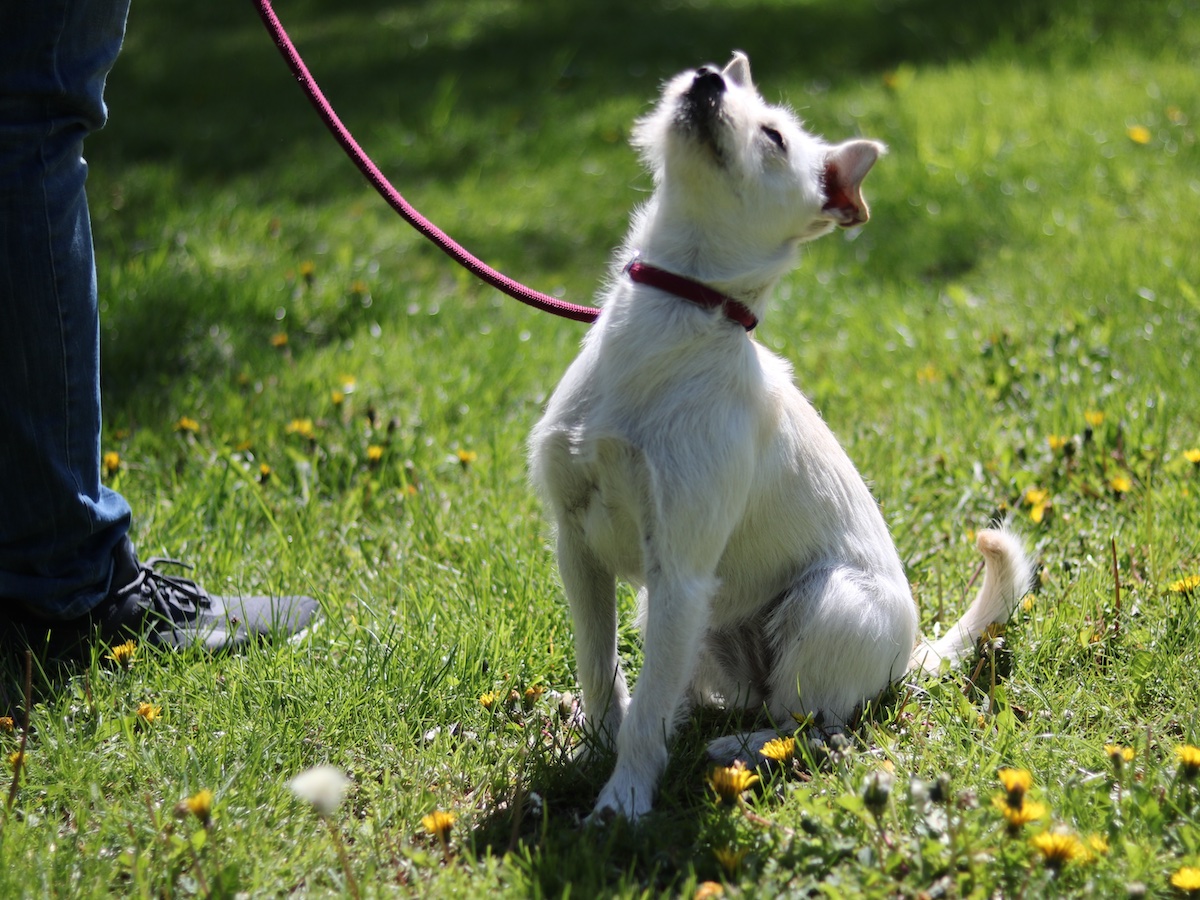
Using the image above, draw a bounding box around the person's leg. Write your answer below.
[0,0,133,619]
[0,1,319,657]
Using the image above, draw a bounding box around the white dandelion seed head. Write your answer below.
[287,765,351,816]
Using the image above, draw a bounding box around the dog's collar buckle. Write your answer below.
[624,258,758,332]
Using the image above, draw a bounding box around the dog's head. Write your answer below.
[631,53,884,280]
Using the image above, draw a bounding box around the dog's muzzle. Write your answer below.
[679,67,727,157]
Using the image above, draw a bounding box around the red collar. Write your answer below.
[624,259,758,332]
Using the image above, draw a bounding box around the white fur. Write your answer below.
[528,53,1031,822]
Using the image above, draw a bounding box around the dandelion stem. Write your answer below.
[963,654,988,700]
[961,558,985,608]
[325,815,361,900]
[1110,536,1121,637]
[188,845,211,898]
[741,807,797,838]
[506,781,525,855]
[989,635,998,713]
[937,565,944,623]
[5,650,32,814]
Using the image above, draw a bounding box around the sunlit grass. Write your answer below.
[2,0,1198,896]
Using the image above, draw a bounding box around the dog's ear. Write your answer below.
[821,140,886,227]
[722,51,752,88]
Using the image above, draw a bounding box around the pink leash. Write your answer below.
[252,0,600,324]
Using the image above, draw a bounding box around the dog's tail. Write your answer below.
[909,527,1033,676]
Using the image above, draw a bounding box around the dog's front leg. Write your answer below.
[557,523,629,752]
[591,564,717,822]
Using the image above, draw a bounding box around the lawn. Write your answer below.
[3,0,1200,896]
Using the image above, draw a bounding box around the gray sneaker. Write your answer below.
[4,537,319,659]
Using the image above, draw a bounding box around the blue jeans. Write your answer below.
[0,0,133,619]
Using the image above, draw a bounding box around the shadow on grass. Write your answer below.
[91,0,1180,399]
[97,0,1138,183]
[464,705,784,893]
[460,681,920,892]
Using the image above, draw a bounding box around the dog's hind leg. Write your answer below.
[763,565,917,729]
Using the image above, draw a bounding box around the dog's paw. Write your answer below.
[586,768,655,824]
[706,729,781,766]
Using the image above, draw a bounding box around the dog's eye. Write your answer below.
[761,125,786,152]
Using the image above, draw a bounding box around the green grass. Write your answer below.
[4,0,1200,895]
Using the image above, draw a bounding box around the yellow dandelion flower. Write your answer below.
[299,260,316,280]
[350,279,369,296]
[270,332,288,348]
[712,845,747,876]
[9,750,24,773]
[522,685,545,708]
[760,736,795,764]
[881,66,913,92]
[1171,866,1200,893]
[285,418,315,440]
[422,809,456,840]
[1169,574,1200,595]
[366,444,384,463]
[708,761,759,803]
[1177,744,1200,779]
[106,639,137,667]
[916,362,939,384]
[695,881,725,900]
[330,389,345,406]
[1025,488,1051,524]
[1030,831,1085,869]
[103,451,120,477]
[479,691,499,710]
[1105,744,1135,764]
[1084,410,1106,428]
[175,416,200,434]
[1184,449,1200,465]
[1109,475,1132,494]
[1047,434,1068,452]
[1086,834,1109,857]
[1126,124,1152,144]
[258,463,272,483]
[456,448,478,467]
[136,703,162,724]
[998,768,1033,807]
[338,375,357,392]
[0,716,13,733]
[183,788,214,825]
[994,796,1046,830]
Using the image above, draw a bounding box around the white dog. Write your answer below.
[529,53,1030,822]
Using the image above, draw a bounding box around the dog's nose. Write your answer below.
[692,66,726,95]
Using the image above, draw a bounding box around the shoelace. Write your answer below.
[128,558,212,620]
